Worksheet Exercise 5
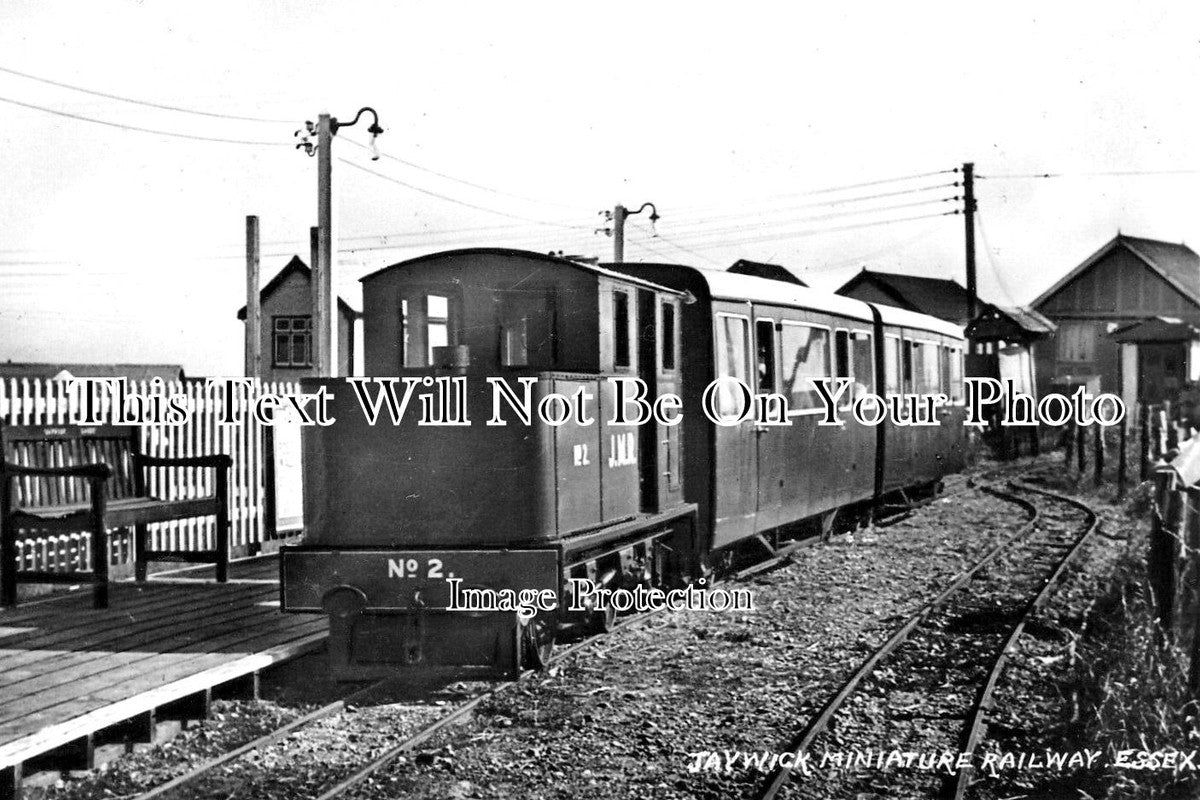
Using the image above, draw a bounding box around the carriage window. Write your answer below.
[426,294,449,363]
[849,331,874,401]
[884,335,901,397]
[914,342,941,394]
[946,345,964,402]
[661,302,676,371]
[715,315,750,419]
[780,323,830,411]
[756,320,776,392]
[613,291,630,368]
[835,330,850,379]
[902,340,914,392]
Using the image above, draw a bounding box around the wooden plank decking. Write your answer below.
[0,556,326,795]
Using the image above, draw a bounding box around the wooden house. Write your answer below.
[237,256,360,382]
[1031,234,1200,402]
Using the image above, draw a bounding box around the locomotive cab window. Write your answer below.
[497,290,556,369]
[397,291,458,368]
[755,319,776,393]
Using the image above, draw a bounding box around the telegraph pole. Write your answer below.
[244,215,262,379]
[314,113,336,377]
[296,107,383,377]
[963,161,977,324]
[599,202,659,263]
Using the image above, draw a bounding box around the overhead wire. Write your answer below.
[338,156,589,230]
[677,210,961,251]
[0,94,291,146]
[0,64,295,123]
[979,169,1200,180]
[659,196,960,243]
[343,139,589,212]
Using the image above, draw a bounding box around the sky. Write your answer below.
[1,2,1198,376]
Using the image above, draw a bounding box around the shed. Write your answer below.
[835,268,983,327]
[1031,233,1200,402]
[727,259,807,287]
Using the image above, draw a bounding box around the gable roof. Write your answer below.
[727,259,807,287]
[1031,234,1200,309]
[236,255,361,320]
[1110,316,1200,343]
[836,268,980,324]
[966,305,1056,341]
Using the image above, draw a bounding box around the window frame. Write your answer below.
[779,319,833,417]
[754,317,778,394]
[713,311,752,422]
[612,289,632,370]
[272,315,312,369]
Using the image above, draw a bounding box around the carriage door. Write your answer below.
[638,292,685,511]
[711,311,758,548]
[636,289,674,512]
[754,316,784,533]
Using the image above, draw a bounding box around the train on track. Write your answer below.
[280,248,967,679]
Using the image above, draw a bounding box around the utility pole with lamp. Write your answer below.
[295,107,384,377]
[597,202,659,263]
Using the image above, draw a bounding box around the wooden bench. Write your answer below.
[0,424,232,609]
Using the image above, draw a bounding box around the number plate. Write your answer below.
[280,548,560,612]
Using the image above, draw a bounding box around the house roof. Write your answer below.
[1110,316,1200,344]
[727,259,807,287]
[0,363,185,382]
[966,305,1057,341]
[1031,234,1200,309]
[236,255,361,320]
[836,268,981,324]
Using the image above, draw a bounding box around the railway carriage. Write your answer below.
[281,249,967,679]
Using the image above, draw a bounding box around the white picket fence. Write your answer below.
[0,377,300,576]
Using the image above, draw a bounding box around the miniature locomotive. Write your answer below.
[280,248,966,679]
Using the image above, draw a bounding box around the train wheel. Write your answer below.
[590,604,617,634]
[520,614,555,670]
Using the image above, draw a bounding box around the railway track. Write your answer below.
[115,467,1048,800]
[755,481,1099,800]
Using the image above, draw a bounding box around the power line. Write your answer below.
[665,181,959,231]
[661,196,960,243]
[801,225,946,273]
[0,64,294,124]
[626,222,723,267]
[0,94,291,146]
[670,168,958,214]
[338,157,588,230]
[343,139,589,212]
[974,211,1019,305]
[979,169,1200,180]
[678,210,961,251]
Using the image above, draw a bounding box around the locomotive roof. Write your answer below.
[638,264,964,341]
[359,248,684,295]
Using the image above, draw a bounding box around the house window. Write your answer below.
[1057,322,1095,363]
[273,316,311,368]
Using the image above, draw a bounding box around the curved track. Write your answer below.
[755,480,1100,800]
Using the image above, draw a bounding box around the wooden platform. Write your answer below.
[0,556,326,798]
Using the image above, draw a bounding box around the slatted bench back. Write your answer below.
[0,424,141,508]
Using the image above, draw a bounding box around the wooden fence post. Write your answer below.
[1117,420,1128,498]
[1064,422,1075,470]
[1077,423,1086,473]
[1140,406,1151,482]
[1094,424,1105,485]
[1183,486,1200,693]
[1150,469,1181,638]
